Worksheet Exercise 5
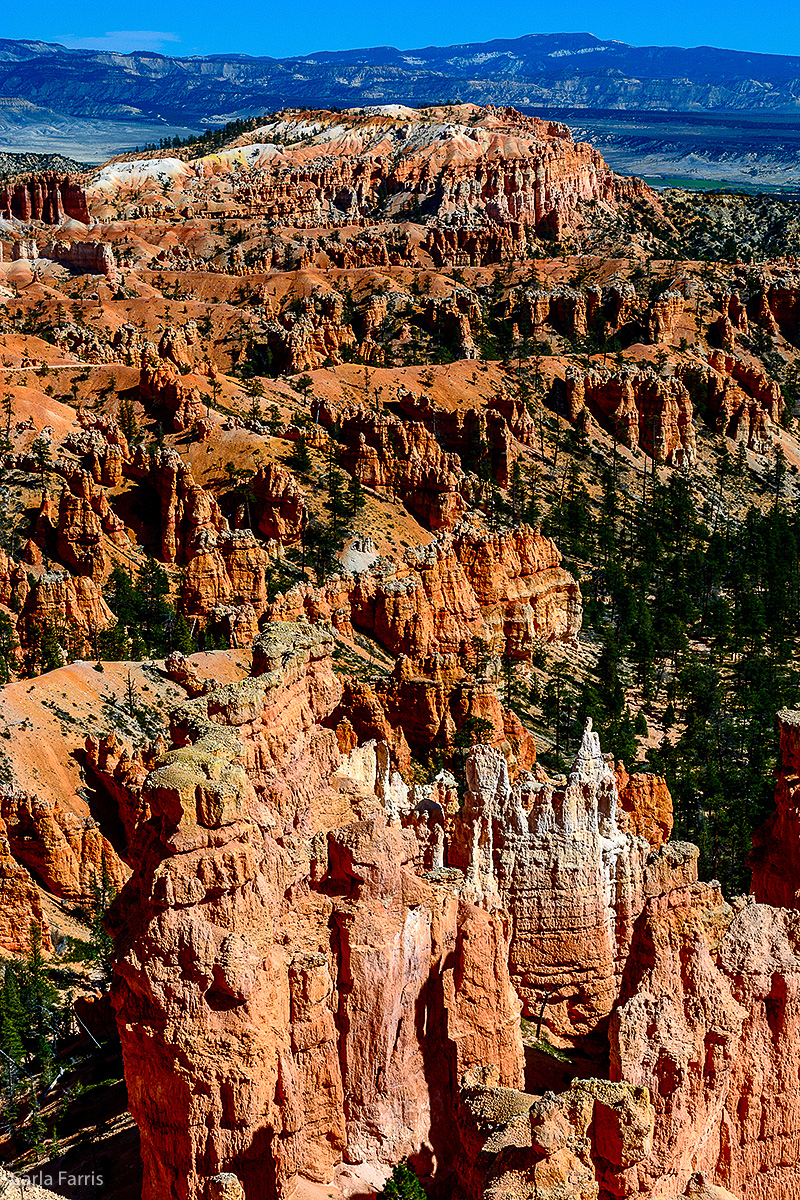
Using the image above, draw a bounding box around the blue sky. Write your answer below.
[9,0,800,59]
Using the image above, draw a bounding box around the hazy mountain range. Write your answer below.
[1,31,800,180]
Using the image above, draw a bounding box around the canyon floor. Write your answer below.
[533,108,800,191]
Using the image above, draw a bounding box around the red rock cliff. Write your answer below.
[0,173,91,224]
[268,522,581,671]
[109,622,524,1200]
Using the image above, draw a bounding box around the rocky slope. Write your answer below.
[268,523,581,666]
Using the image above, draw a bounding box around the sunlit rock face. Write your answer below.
[105,614,800,1200]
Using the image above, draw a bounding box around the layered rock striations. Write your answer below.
[320,400,469,529]
[265,522,577,766]
[449,727,656,1040]
[0,787,126,904]
[610,887,800,1200]
[268,522,582,670]
[7,98,800,1200]
[18,568,116,657]
[109,622,524,1200]
[259,293,356,373]
[513,280,637,342]
[440,725,800,1200]
[247,462,306,544]
[0,812,52,954]
[395,391,520,488]
[220,107,640,240]
[10,236,115,279]
[566,364,697,464]
[0,173,91,225]
[138,361,206,433]
[675,354,783,451]
[457,1069,657,1200]
[125,444,226,565]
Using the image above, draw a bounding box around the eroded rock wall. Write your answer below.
[751,708,800,908]
[566,364,697,464]
[106,624,800,1200]
[0,173,90,224]
[268,522,581,671]
[110,623,523,1200]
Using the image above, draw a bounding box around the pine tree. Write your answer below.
[326,468,348,543]
[0,969,25,1065]
[509,459,526,524]
[20,925,59,1079]
[244,376,265,423]
[102,559,172,660]
[173,612,195,655]
[501,651,523,711]
[614,709,638,767]
[287,435,313,476]
[485,484,502,531]
[31,436,53,489]
[347,474,367,517]
[28,1096,47,1155]
[295,374,314,401]
[0,612,15,684]
[265,558,295,605]
[525,489,541,528]
[733,441,748,479]
[106,564,138,628]
[26,620,62,675]
[0,391,13,457]
[314,522,339,585]
[379,1160,427,1200]
[137,556,172,651]
[118,395,139,443]
[125,670,138,717]
[773,447,787,510]
[99,619,128,662]
[89,854,117,985]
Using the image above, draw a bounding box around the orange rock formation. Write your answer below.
[109,623,523,1199]
[104,625,800,1200]
[268,522,582,669]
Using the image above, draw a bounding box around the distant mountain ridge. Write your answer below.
[1,31,800,128]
